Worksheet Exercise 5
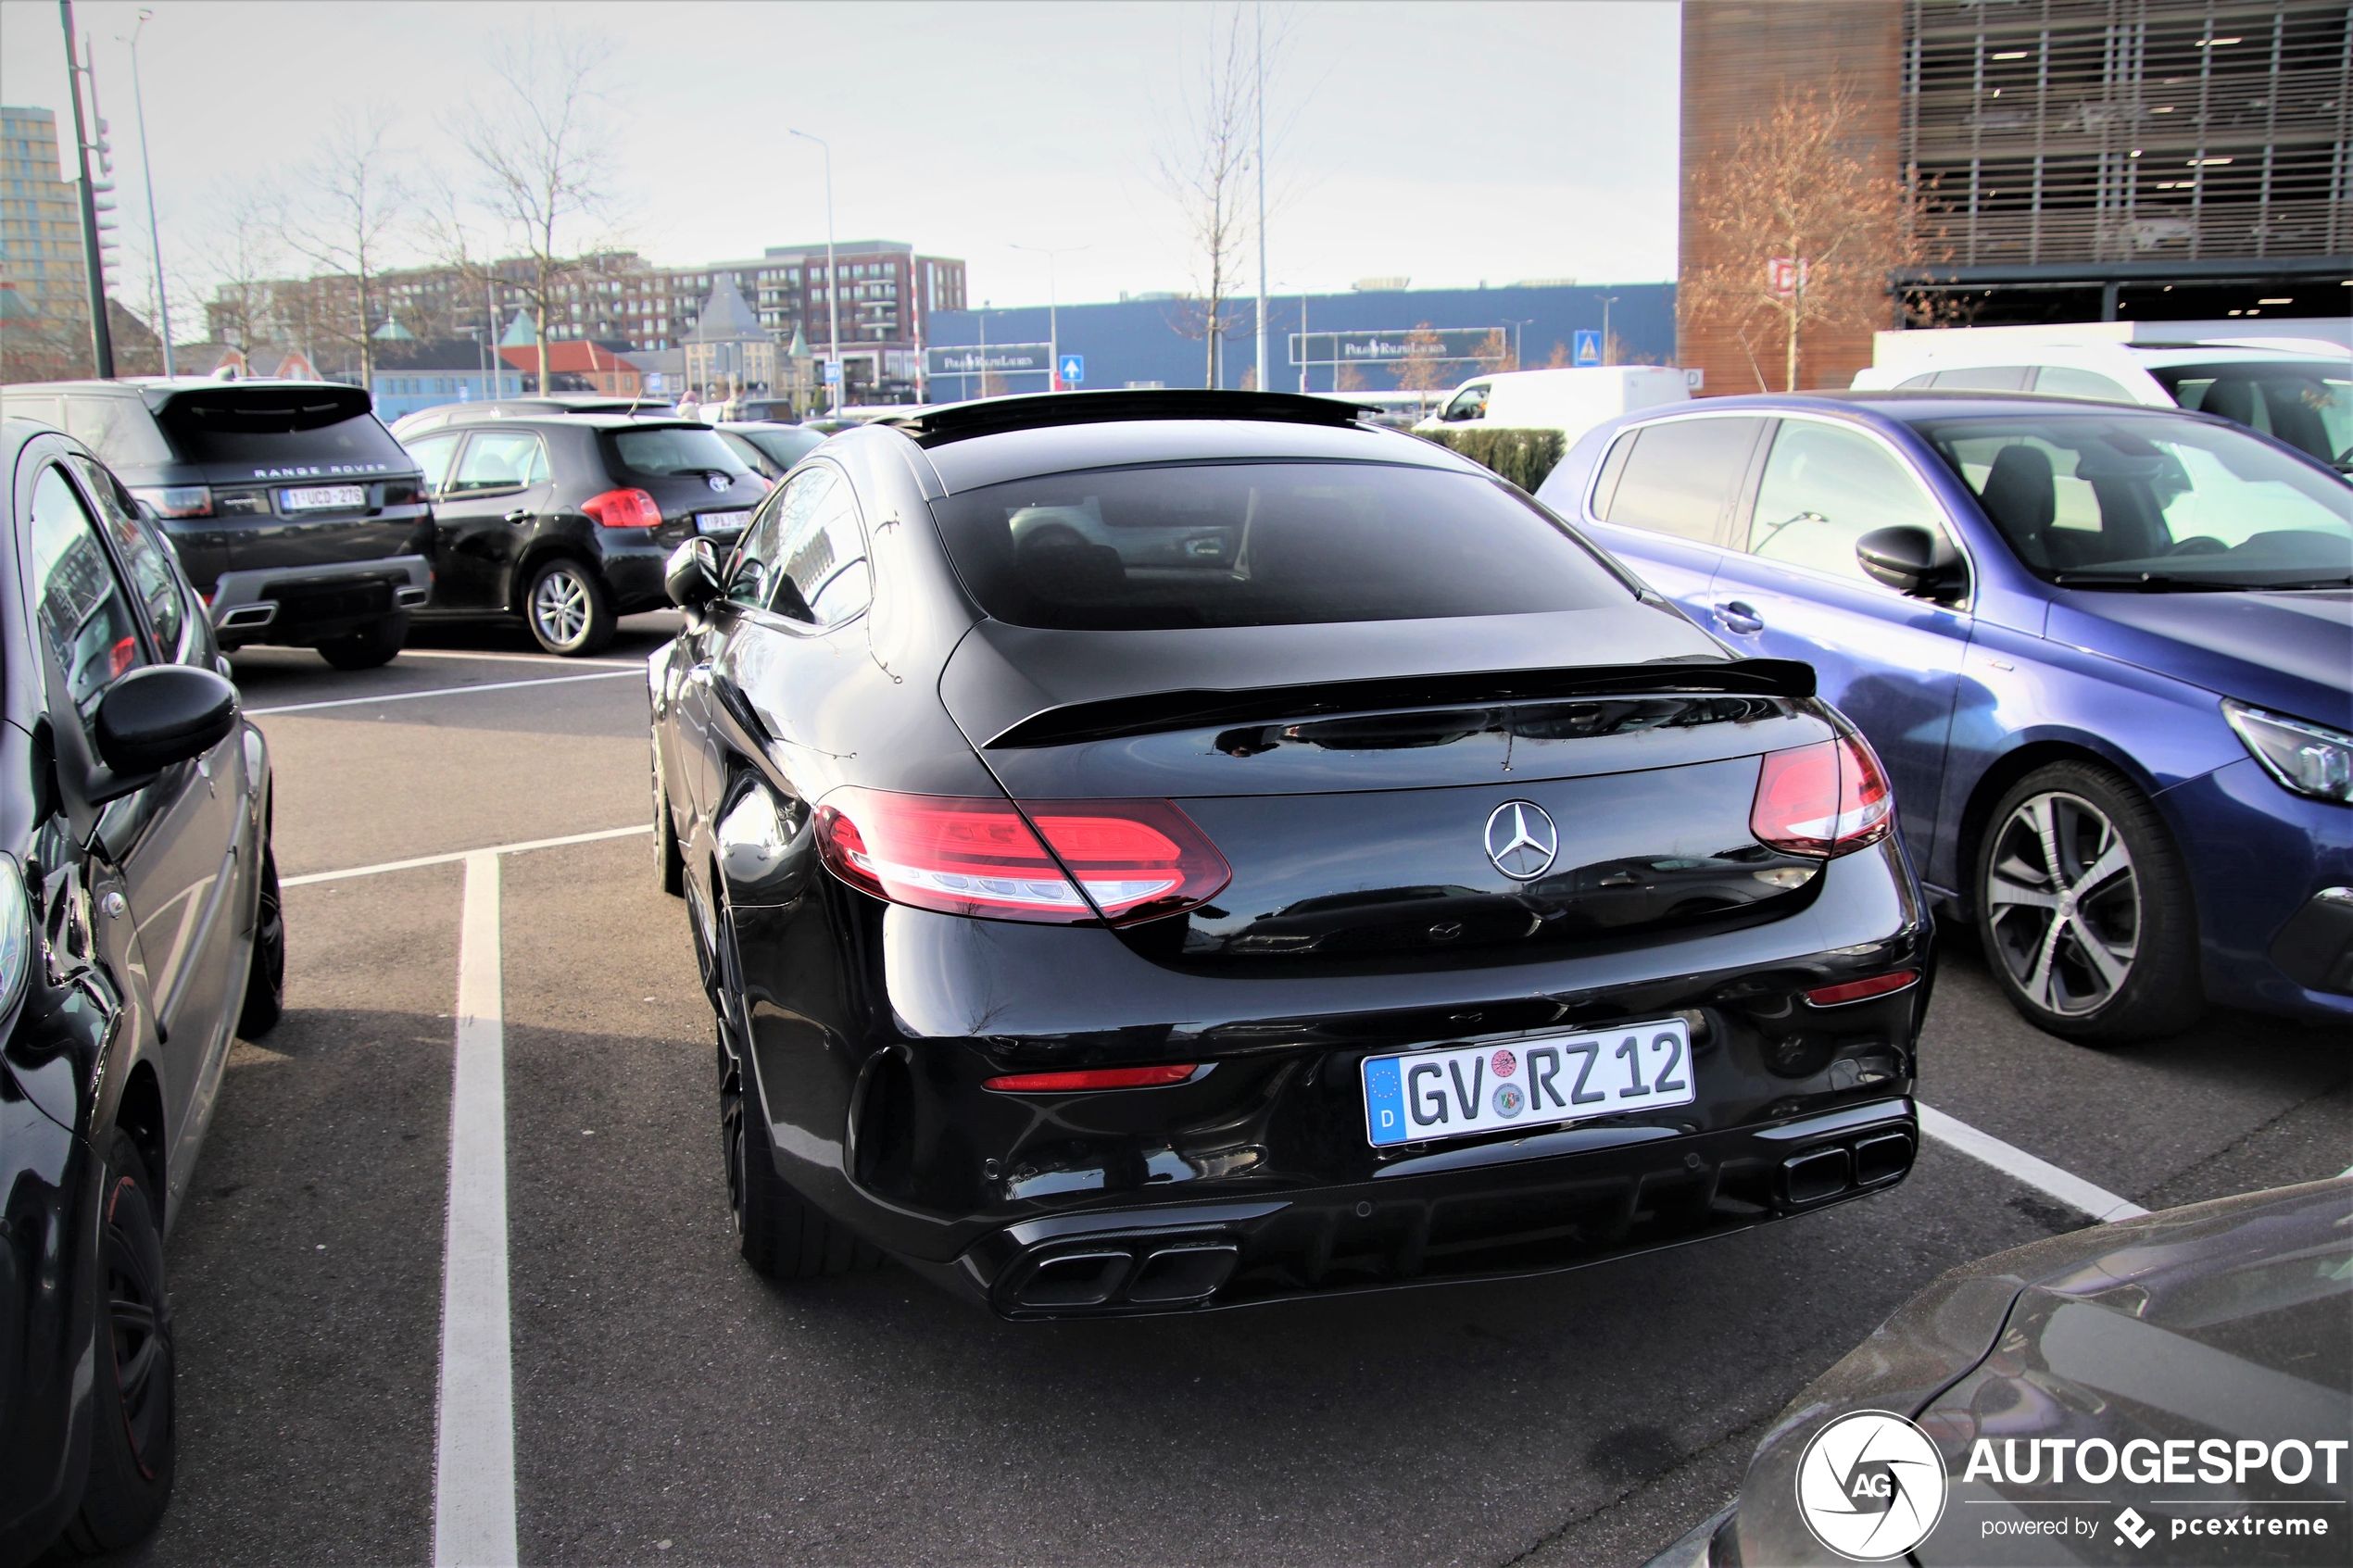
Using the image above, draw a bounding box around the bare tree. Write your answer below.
[438,27,617,395]
[281,109,408,393]
[194,183,285,368]
[1153,6,1256,389]
[1390,323,1453,412]
[1473,328,1515,373]
[1683,82,1942,393]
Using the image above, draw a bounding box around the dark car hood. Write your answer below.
[1732,1178,2353,1566]
[2046,588,2352,728]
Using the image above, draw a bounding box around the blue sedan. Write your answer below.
[1535,390,2353,1043]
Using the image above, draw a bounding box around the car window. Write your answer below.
[153,397,412,470]
[741,427,824,470]
[610,426,750,479]
[1896,372,1938,390]
[449,431,549,494]
[2149,363,2353,470]
[776,477,869,626]
[70,456,186,656]
[1919,413,2353,585]
[728,465,835,608]
[931,461,1635,631]
[1598,417,1765,544]
[1929,366,2033,392]
[1745,420,1953,583]
[64,395,175,467]
[405,433,463,494]
[2032,366,2136,402]
[29,463,147,734]
[716,430,777,478]
[1440,384,1491,422]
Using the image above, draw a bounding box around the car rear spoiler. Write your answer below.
[984,658,1817,749]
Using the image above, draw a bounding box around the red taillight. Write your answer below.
[1805,969,1920,1007]
[983,1064,1200,1093]
[812,788,1229,924]
[1750,734,1894,858]
[581,487,662,529]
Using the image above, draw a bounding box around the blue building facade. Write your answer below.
[923,282,1676,398]
[371,364,531,422]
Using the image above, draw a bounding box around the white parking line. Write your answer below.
[245,670,638,716]
[396,649,644,670]
[281,825,651,888]
[1919,1103,2150,1223]
[433,853,519,1567]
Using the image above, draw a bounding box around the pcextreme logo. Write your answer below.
[1796,1411,1950,1562]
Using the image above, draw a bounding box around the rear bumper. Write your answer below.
[209,554,431,646]
[595,537,669,615]
[725,839,1932,1318]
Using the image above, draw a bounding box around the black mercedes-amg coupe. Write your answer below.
[648,389,1931,1319]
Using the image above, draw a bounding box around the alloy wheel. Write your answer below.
[531,567,591,650]
[1983,790,2140,1017]
[101,1174,171,1481]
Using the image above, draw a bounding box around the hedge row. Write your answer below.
[1415,427,1568,493]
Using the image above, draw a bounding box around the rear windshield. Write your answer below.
[608,426,750,479]
[1915,413,2353,588]
[154,398,413,471]
[2146,361,2352,470]
[929,461,1635,630]
[739,427,824,470]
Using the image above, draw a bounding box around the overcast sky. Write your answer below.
[1,0,1680,317]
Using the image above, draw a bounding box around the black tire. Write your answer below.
[1974,760,2204,1044]
[238,837,285,1038]
[704,878,879,1280]
[652,753,685,897]
[59,1129,177,1556]
[315,611,409,671]
[523,558,616,657]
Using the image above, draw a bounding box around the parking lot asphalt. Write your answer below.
[88,613,2351,1568]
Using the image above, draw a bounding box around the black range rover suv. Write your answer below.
[0,380,432,669]
[397,412,770,655]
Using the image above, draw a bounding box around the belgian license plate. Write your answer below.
[280,484,367,510]
[698,510,750,535]
[1362,1019,1694,1148]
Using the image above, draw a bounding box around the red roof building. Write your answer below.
[497,339,644,395]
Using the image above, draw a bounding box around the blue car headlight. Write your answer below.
[2224,700,2353,804]
[0,858,30,1015]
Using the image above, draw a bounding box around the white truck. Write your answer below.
[1414,366,1691,445]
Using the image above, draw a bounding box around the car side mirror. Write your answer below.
[94,665,239,777]
[665,537,722,611]
[1856,526,1963,600]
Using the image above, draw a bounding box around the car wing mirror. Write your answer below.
[1856,525,1963,599]
[96,665,239,778]
[665,537,722,612]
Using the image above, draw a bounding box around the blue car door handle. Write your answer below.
[1713,599,1765,634]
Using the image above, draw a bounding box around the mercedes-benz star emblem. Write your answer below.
[1484,800,1558,881]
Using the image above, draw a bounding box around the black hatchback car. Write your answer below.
[1,419,283,1560]
[648,390,1932,1319]
[397,414,769,655]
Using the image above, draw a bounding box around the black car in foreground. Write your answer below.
[1648,1175,2353,1568]
[397,412,768,655]
[649,389,1931,1319]
[0,380,433,670]
[1,420,283,1562]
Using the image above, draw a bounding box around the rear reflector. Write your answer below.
[1805,969,1920,1007]
[985,1064,1200,1092]
[812,788,1229,924]
[582,487,663,529]
[1751,734,1894,858]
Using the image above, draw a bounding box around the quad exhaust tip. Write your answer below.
[1782,1128,1915,1207]
[1009,1239,1241,1311]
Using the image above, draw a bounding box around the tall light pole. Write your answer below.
[123,8,170,375]
[60,2,114,378]
[788,129,838,408]
[1503,316,1532,371]
[1252,0,1267,395]
[1011,243,1085,392]
[1599,295,1619,366]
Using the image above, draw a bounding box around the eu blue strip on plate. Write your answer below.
[1363,1056,1407,1147]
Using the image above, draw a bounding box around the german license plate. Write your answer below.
[280,484,367,510]
[1362,1019,1693,1148]
[698,510,750,535]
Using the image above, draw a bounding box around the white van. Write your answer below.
[1852,322,2352,470]
[1415,366,1690,444]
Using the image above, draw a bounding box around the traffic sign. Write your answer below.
[1059,354,1085,385]
[1573,330,1602,366]
[823,359,842,384]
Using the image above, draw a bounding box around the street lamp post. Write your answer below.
[787,129,838,409]
[1503,316,1532,371]
[123,7,170,376]
[1599,295,1619,366]
[1252,0,1266,395]
[1010,243,1086,391]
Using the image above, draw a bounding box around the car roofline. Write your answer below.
[877,388,1380,446]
